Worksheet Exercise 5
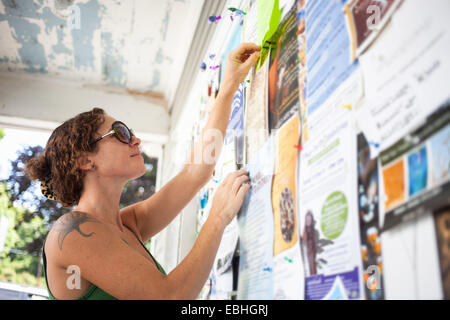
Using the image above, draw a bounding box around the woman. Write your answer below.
[26,43,261,300]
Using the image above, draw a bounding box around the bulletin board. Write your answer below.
[193,0,450,300]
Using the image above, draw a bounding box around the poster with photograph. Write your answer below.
[357,133,385,300]
[272,115,300,255]
[343,0,403,61]
[271,115,303,299]
[298,99,363,300]
[268,5,300,132]
[381,104,450,231]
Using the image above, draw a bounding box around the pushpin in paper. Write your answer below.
[369,141,380,148]
[284,257,293,263]
[208,15,221,24]
[341,104,352,110]
[228,7,246,15]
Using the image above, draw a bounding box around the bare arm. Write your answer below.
[50,171,250,299]
[121,43,261,242]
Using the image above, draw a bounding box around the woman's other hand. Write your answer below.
[209,169,251,228]
[223,43,261,86]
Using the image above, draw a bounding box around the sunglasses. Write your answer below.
[91,121,135,145]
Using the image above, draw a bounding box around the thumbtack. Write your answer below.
[369,141,380,148]
[284,257,293,263]
[341,104,352,110]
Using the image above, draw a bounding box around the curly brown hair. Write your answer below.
[25,108,106,208]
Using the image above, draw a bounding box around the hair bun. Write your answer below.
[25,154,51,183]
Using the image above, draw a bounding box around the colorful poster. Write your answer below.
[272,115,300,255]
[237,137,275,299]
[357,0,450,153]
[298,97,363,300]
[271,115,303,299]
[357,133,385,300]
[268,6,300,132]
[381,104,450,231]
[433,209,450,300]
[305,0,359,115]
[382,159,406,211]
[343,0,403,61]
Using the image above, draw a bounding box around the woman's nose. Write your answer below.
[131,135,141,146]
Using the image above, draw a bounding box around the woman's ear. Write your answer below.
[77,154,95,171]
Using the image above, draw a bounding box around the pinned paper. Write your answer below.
[256,0,282,71]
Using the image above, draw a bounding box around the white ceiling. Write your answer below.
[0,0,204,108]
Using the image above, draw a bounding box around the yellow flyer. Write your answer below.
[272,115,300,255]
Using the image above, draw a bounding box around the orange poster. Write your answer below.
[382,159,406,211]
[272,115,300,255]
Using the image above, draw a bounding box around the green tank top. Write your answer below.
[42,225,166,300]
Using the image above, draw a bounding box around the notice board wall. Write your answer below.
[154,0,450,300]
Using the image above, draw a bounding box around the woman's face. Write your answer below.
[89,114,146,182]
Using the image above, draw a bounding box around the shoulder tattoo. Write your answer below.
[53,211,101,250]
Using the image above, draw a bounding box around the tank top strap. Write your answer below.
[124,225,167,276]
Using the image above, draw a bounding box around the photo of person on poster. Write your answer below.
[301,211,318,275]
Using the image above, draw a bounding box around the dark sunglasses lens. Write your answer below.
[114,123,131,143]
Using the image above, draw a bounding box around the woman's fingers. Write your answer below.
[236,182,251,202]
[225,169,248,184]
[230,43,261,63]
[234,42,261,55]
[242,51,260,69]
[232,174,250,195]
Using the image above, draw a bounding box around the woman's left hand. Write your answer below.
[222,43,261,85]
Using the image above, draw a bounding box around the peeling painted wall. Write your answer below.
[0,0,204,104]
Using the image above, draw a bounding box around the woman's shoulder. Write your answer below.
[45,211,108,265]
